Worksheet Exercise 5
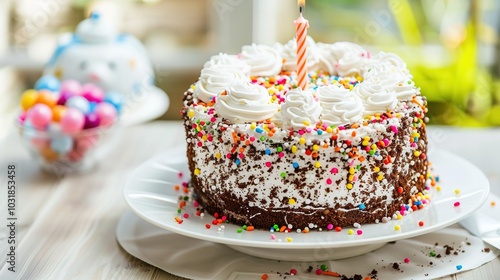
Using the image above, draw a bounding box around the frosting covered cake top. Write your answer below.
[188,38,422,131]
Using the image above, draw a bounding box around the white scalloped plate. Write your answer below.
[123,147,489,261]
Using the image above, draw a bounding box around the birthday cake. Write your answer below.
[182,38,429,230]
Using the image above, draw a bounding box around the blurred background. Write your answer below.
[1,0,500,137]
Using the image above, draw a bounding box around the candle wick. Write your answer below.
[299,6,303,14]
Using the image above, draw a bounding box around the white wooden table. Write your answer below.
[0,121,498,279]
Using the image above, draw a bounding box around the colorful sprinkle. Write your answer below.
[359,203,366,210]
[456,265,463,270]
[348,229,354,235]
[323,271,341,277]
[290,268,297,275]
[404,258,410,263]
[394,225,401,231]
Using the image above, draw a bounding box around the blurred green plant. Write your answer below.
[310,0,498,127]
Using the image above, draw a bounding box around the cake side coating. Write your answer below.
[182,39,429,230]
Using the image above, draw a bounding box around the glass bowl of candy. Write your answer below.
[16,76,124,174]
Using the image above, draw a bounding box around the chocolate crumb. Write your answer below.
[392,263,400,270]
[483,248,491,253]
[307,266,313,273]
[444,245,454,255]
[340,274,363,280]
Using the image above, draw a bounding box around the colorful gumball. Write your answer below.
[39,146,59,162]
[31,137,50,149]
[18,111,27,125]
[35,75,60,92]
[60,80,82,96]
[66,96,90,113]
[89,102,98,113]
[20,89,39,111]
[57,92,74,106]
[50,135,74,154]
[36,90,58,108]
[52,105,67,122]
[95,102,117,126]
[104,91,124,113]
[81,83,104,103]
[84,113,101,129]
[28,104,53,129]
[60,108,85,134]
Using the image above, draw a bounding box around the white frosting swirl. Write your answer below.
[354,81,398,117]
[318,42,369,76]
[204,53,250,76]
[194,64,248,103]
[279,88,322,129]
[318,86,364,126]
[215,81,277,123]
[277,36,333,73]
[316,84,350,108]
[240,44,282,76]
[392,79,419,101]
[364,61,419,101]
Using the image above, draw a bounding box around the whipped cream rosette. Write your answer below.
[318,42,369,76]
[194,64,248,103]
[363,52,418,101]
[204,53,251,77]
[354,80,398,117]
[215,81,277,123]
[317,85,364,126]
[240,44,282,76]
[278,88,322,129]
